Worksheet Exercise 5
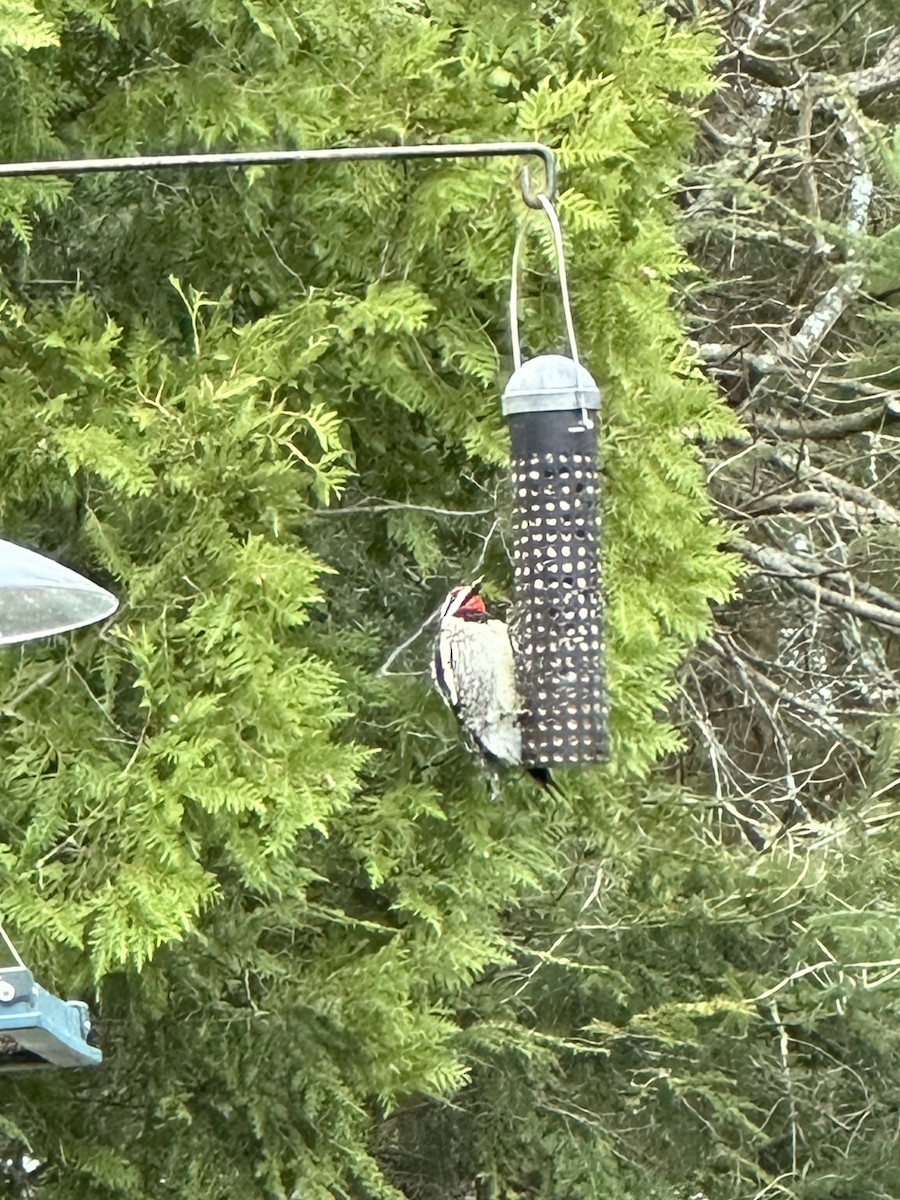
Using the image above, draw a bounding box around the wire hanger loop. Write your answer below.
[510,193,579,369]
[509,191,592,430]
[0,919,25,969]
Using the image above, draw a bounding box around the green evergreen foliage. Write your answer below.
[8,1,878,1198]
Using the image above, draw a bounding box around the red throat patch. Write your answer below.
[458,593,487,618]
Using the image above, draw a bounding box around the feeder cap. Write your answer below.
[502,354,601,416]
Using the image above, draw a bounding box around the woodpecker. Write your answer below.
[431,582,559,794]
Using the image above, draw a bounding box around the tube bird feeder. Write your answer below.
[503,356,608,767]
[503,189,608,769]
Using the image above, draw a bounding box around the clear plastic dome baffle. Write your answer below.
[0,539,118,645]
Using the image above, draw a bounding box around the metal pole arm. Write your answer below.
[0,140,557,206]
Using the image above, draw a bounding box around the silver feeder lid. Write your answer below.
[502,354,601,416]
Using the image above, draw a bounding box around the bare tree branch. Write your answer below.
[744,489,865,518]
[697,344,900,438]
[733,538,900,632]
[781,97,872,362]
[735,31,900,105]
[754,402,900,440]
[676,2,900,846]
[768,455,900,525]
[845,33,900,103]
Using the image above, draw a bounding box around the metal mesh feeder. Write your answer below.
[503,354,608,767]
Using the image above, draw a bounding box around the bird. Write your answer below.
[431,582,561,796]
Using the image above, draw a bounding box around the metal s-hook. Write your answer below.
[518,147,558,210]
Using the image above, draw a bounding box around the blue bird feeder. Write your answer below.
[0,967,101,1071]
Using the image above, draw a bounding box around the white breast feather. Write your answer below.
[437,616,522,765]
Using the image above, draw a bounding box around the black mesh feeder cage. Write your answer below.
[503,195,608,768]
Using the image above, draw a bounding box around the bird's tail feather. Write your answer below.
[526,766,566,800]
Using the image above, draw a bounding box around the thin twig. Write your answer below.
[734,538,900,631]
[312,501,493,519]
[378,517,500,675]
[378,598,446,677]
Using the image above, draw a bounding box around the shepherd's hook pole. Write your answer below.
[0,141,557,206]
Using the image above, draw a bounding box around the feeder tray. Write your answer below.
[0,966,101,1071]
